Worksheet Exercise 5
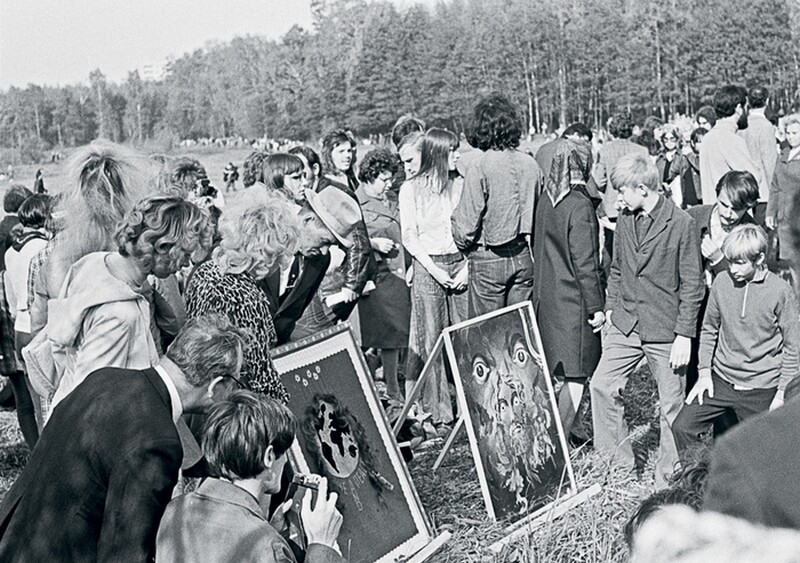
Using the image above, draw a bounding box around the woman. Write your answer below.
[356,148,410,401]
[655,126,692,207]
[184,194,300,403]
[318,129,358,194]
[260,153,307,205]
[532,140,605,436]
[46,195,212,409]
[400,127,467,426]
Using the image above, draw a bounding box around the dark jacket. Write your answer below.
[768,147,800,261]
[687,204,756,278]
[607,196,704,342]
[0,215,20,271]
[0,367,182,562]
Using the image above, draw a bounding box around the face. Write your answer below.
[364,171,393,198]
[691,135,704,154]
[728,257,760,283]
[716,189,749,228]
[786,123,800,149]
[296,210,338,256]
[149,245,195,279]
[663,135,678,150]
[399,144,421,176]
[283,170,306,202]
[617,184,647,212]
[697,117,711,131]
[263,450,289,494]
[447,148,461,171]
[296,154,318,187]
[331,142,353,172]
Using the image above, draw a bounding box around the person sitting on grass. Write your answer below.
[156,390,344,563]
[672,225,800,462]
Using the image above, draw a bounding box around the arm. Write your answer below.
[697,279,721,372]
[777,285,800,393]
[398,183,452,285]
[568,200,605,316]
[604,219,622,315]
[339,215,374,296]
[450,161,487,250]
[767,166,781,226]
[4,269,16,320]
[674,218,705,338]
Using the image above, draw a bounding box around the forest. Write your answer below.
[1,0,799,161]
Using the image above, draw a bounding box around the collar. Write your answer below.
[196,478,267,520]
[750,267,769,284]
[639,194,664,219]
[154,363,183,423]
[788,146,800,162]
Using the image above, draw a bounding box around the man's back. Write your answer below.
[739,112,777,200]
[0,367,181,562]
[699,121,762,205]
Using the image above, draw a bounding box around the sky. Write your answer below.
[0,0,431,90]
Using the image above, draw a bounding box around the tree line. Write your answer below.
[2,0,799,162]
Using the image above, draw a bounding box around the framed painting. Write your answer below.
[272,324,433,563]
[443,301,576,522]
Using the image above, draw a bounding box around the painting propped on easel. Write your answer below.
[445,301,577,522]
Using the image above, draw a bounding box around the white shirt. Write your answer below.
[154,363,183,424]
[398,177,462,257]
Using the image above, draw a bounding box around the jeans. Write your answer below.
[13,331,40,448]
[466,238,533,318]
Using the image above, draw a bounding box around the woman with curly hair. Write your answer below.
[400,127,466,426]
[451,93,543,317]
[184,193,301,403]
[45,195,212,410]
[356,148,409,400]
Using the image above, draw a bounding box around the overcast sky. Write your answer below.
[0,0,429,89]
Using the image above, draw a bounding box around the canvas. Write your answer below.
[272,325,432,563]
[445,302,576,521]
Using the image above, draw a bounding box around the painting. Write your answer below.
[272,325,433,563]
[445,302,576,522]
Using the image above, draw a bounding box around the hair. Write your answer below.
[17,194,51,230]
[690,127,707,144]
[262,153,304,197]
[608,113,635,139]
[203,390,297,481]
[714,85,747,119]
[242,151,268,187]
[114,195,213,270]
[624,488,698,547]
[562,122,593,142]
[3,184,33,213]
[169,157,208,196]
[610,153,660,192]
[414,128,459,194]
[722,224,768,263]
[783,112,800,128]
[214,194,300,280]
[321,129,356,175]
[635,129,660,156]
[748,85,769,109]
[715,170,759,210]
[660,125,681,144]
[391,115,426,149]
[289,145,321,174]
[166,314,248,387]
[467,93,522,151]
[398,131,424,152]
[358,148,399,184]
[695,105,718,127]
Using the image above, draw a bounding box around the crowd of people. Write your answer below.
[0,83,797,561]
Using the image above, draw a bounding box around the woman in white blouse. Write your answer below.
[399,127,466,428]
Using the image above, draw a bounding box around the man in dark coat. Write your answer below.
[0,315,246,562]
[0,185,33,270]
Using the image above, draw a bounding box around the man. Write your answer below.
[739,85,778,224]
[0,315,247,562]
[699,85,764,206]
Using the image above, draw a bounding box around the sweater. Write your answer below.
[699,269,800,390]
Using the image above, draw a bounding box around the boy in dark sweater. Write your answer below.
[673,225,800,460]
[590,153,704,487]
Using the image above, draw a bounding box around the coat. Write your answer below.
[0,367,182,562]
[356,186,411,348]
[533,188,605,380]
[767,147,800,262]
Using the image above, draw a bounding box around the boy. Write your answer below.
[672,225,799,460]
[156,391,344,563]
[590,153,704,487]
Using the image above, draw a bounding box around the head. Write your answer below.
[202,390,296,491]
[243,151,268,188]
[660,126,681,152]
[398,131,424,177]
[610,153,660,211]
[748,85,768,109]
[17,194,51,230]
[562,122,593,143]
[467,93,522,151]
[358,148,398,198]
[715,171,759,228]
[783,113,800,149]
[416,128,460,193]
[722,224,768,283]
[321,129,356,175]
[165,314,249,412]
[624,488,700,548]
[262,153,306,204]
[299,187,361,255]
[170,157,209,198]
[391,115,426,149]
[690,127,707,154]
[3,184,33,214]
[714,85,748,129]
[214,195,300,280]
[289,145,321,189]
[608,112,635,140]
[695,106,717,130]
[114,195,213,279]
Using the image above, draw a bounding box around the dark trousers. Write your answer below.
[466,238,533,318]
[672,372,776,462]
[13,331,39,449]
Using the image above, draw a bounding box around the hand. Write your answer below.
[268,499,294,534]
[765,215,776,230]
[686,371,714,405]
[430,266,453,288]
[603,310,614,330]
[700,235,724,264]
[371,237,395,254]
[301,477,343,549]
[405,264,414,287]
[588,311,605,333]
[770,390,785,411]
[339,288,359,303]
[670,335,691,370]
[451,264,468,291]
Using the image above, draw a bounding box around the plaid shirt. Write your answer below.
[27,241,54,311]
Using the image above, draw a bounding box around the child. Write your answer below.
[672,225,799,460]
[590,153,704,487]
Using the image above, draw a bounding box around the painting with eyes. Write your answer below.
[271,325,434,563]
[446,302,575,521]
